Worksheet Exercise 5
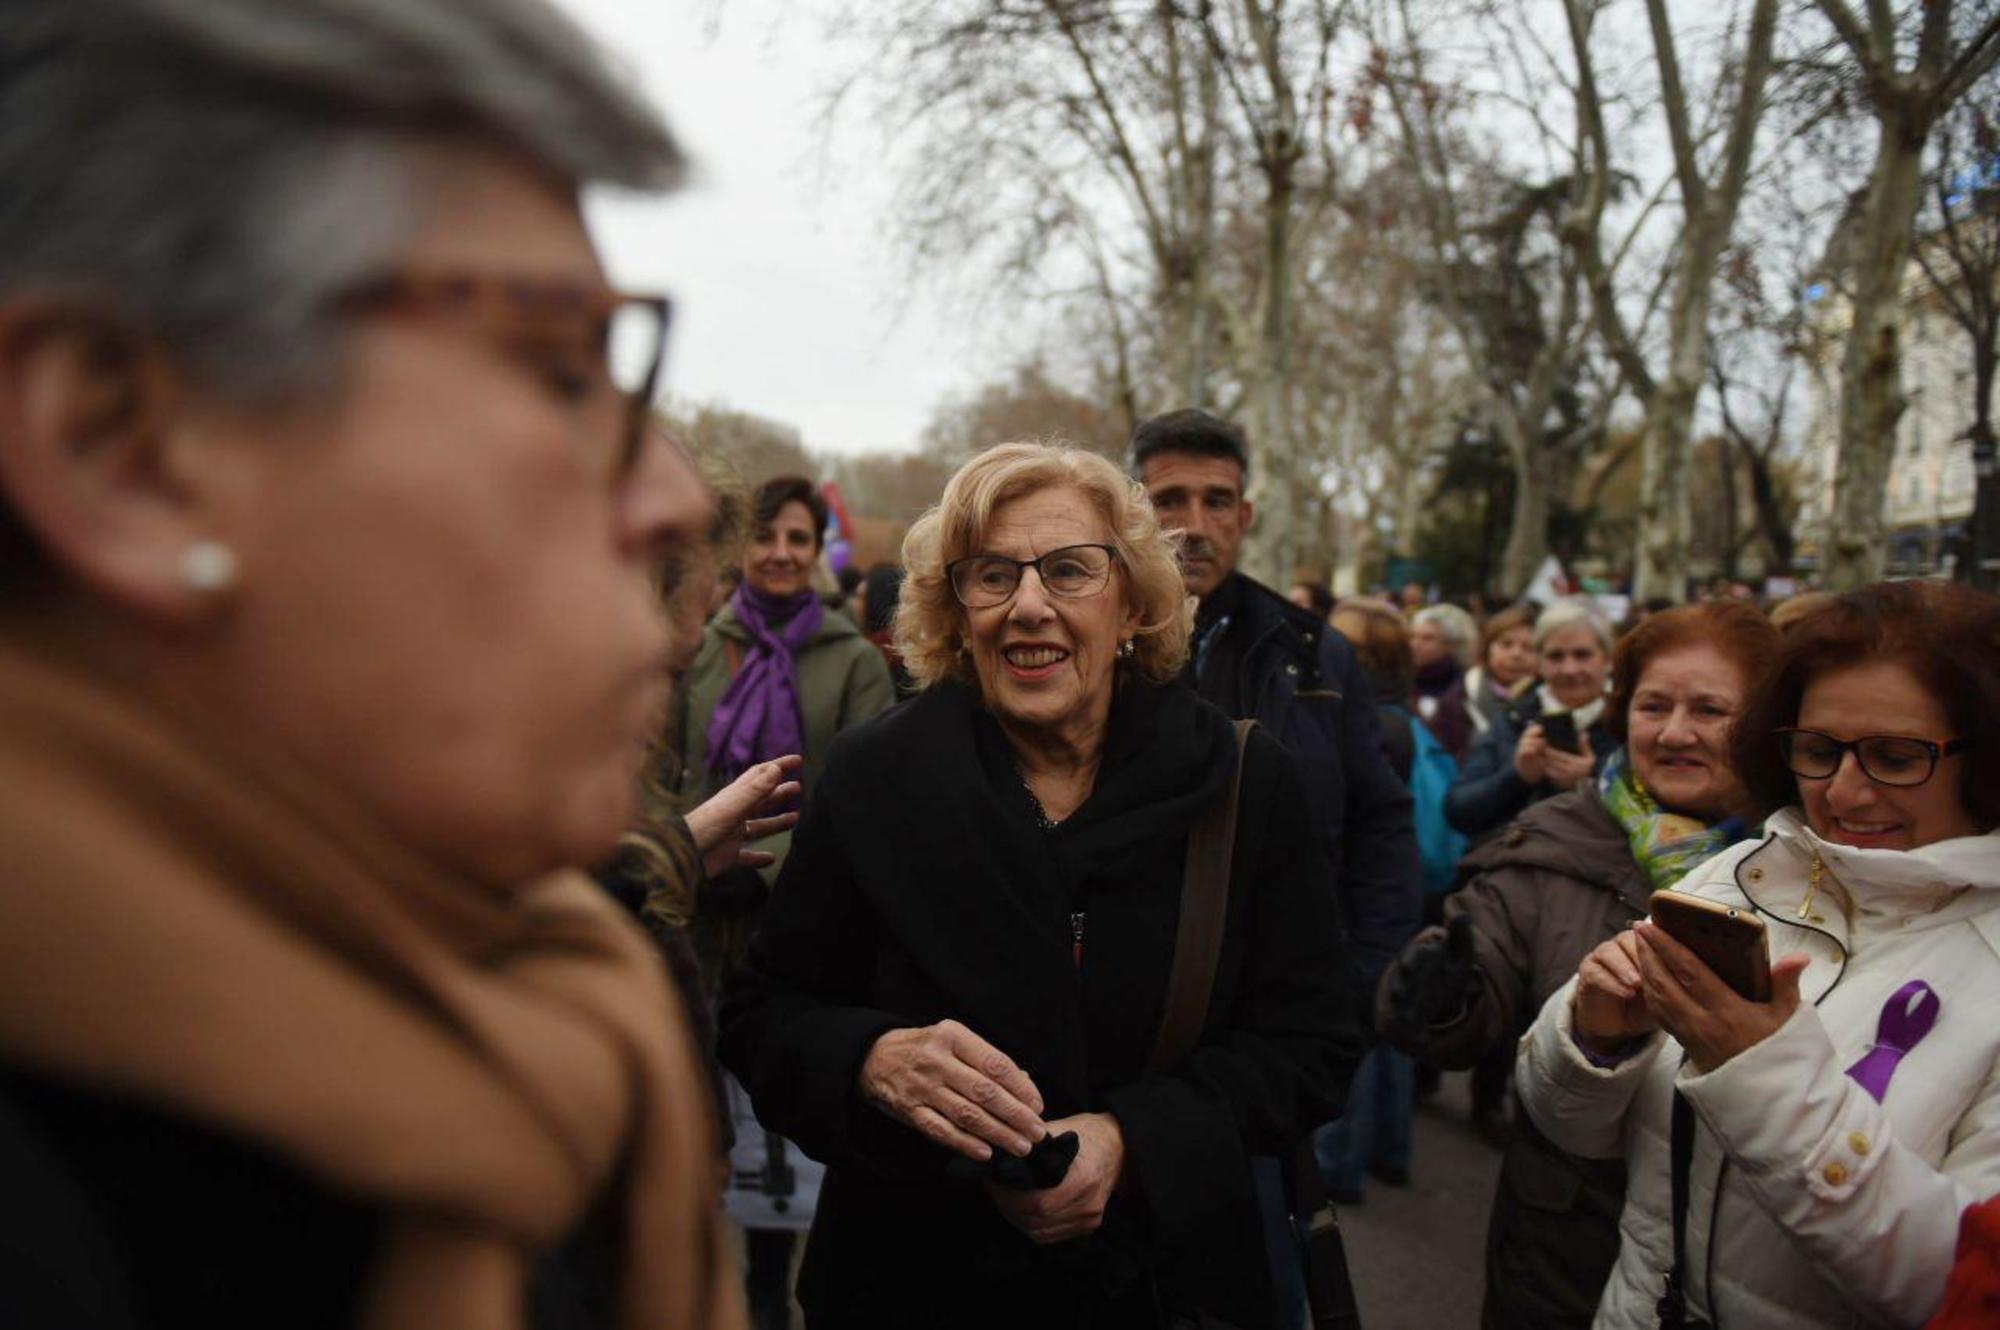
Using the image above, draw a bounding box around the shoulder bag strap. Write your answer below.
[1149,719,1256,1071]
[1658,1087,1695,1328]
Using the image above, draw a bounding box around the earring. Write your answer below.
[180,541,239,594]
[1117,639,1135,660]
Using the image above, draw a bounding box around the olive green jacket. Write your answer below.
[673,601,896,878]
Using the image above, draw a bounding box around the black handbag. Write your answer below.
[1152,719,1362,1330]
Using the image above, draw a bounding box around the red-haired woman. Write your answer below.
[1381,601,1780,1328]
[1522,582,2000,1329]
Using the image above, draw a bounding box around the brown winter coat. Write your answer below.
[1377,787,1649,1330]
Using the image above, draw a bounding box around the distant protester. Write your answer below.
[1465,604,1537,736]
[1521,581,2000,1329]
[859,561,917,697]
[1447,597,1617,843]
[1411,603,1477,757]
[1288,579,1336,620]
[673,472,894,1328]
[1381,602,1780,1329]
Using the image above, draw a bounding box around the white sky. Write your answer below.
[554,0,974,455]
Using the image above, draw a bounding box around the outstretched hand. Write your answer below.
[684,755,803,879]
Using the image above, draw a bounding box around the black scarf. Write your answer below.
[862,677,1237,1114]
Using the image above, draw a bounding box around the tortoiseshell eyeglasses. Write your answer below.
[337,272,672,479]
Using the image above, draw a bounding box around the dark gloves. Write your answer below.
[1387,913,1478,1033]
[943,1131,1079,1190]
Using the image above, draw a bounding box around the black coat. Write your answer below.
[0,1061,624,1330]
[1186,574,1421,998]
[716,680,1359,1330]
[1444,689,1615,843]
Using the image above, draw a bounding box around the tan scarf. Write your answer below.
[0,630,745,1330]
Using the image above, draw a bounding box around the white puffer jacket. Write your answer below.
[1518,808,2000,1329]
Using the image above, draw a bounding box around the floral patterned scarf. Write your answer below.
[1597,746,1752,893]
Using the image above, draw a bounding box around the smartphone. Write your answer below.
[1648,890,1772,1002]
[1539,711,1582,755]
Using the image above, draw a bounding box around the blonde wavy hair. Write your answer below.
[895,441,1193,689]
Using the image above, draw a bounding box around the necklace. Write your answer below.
[1019,770,1059,831]
[1800,852,1826,920]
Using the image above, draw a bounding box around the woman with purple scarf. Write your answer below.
[674,473,895,1330]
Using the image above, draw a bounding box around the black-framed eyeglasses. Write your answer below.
[947,543,1120,608]
[337,271,673,481]
[1776,728,1967,788]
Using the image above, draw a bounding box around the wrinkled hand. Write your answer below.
[859,1020,1047,1162]
[684,755,802,879]
[1572,929,1659,1057]
[1542,732,1596,788]
[1389,914,1478,1033]
[987,1112,1124,1244]
[1631,920,1811,1073]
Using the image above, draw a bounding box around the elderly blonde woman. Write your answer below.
[0,3,741,1328]
[719,443,1358,1330]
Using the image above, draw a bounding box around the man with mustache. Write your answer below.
[1135,409,1419,1000]
[1135,408,1420,1318]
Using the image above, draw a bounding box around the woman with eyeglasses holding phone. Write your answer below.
[718,443,1358,1329]
[1517,581,2000,1330]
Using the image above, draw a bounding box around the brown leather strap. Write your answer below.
[1149,719,1256,1070]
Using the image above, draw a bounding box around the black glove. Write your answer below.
[943,1131,1079,1190]
[1389,913,1478,1032]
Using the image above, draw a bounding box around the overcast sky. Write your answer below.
[552,0,976,456]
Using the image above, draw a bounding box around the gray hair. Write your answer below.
[1413,604,1478,671]
[0,0,684,402]
[1532,596,1615,653]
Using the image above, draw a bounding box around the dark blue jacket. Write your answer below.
[1444,689,1615,843]
[1188,575,1421,1000]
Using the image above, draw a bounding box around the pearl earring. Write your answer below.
[180,541,239,594]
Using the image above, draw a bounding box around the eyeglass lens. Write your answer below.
[953,545,1112,606]
[1780,731,1939,786]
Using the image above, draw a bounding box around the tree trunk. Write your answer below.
[1734,435,1795,575]
[1496,411,1552,595]
[1632,382,1696,602]
[1822,104,1929,590]
[1244,129,1299,585]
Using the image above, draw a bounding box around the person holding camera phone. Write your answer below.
[1520,582,2000,1330]
[1446,597,1619,846]
[1378,602,1779,1329]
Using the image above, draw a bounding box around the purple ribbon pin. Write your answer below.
[1845,980,1940,1103]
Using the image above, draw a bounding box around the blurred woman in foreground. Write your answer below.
[0,2,740,1327]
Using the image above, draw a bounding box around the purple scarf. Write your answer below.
[705,583,823,789]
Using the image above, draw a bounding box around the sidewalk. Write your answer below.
[1335,1071,1506,1329]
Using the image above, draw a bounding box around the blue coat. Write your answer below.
[1188,576,1421,999]
[1444,689,1614,843]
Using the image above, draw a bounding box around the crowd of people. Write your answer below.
[4,5,2000,1330]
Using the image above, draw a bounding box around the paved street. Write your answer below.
[1337,1072,1506,1329]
